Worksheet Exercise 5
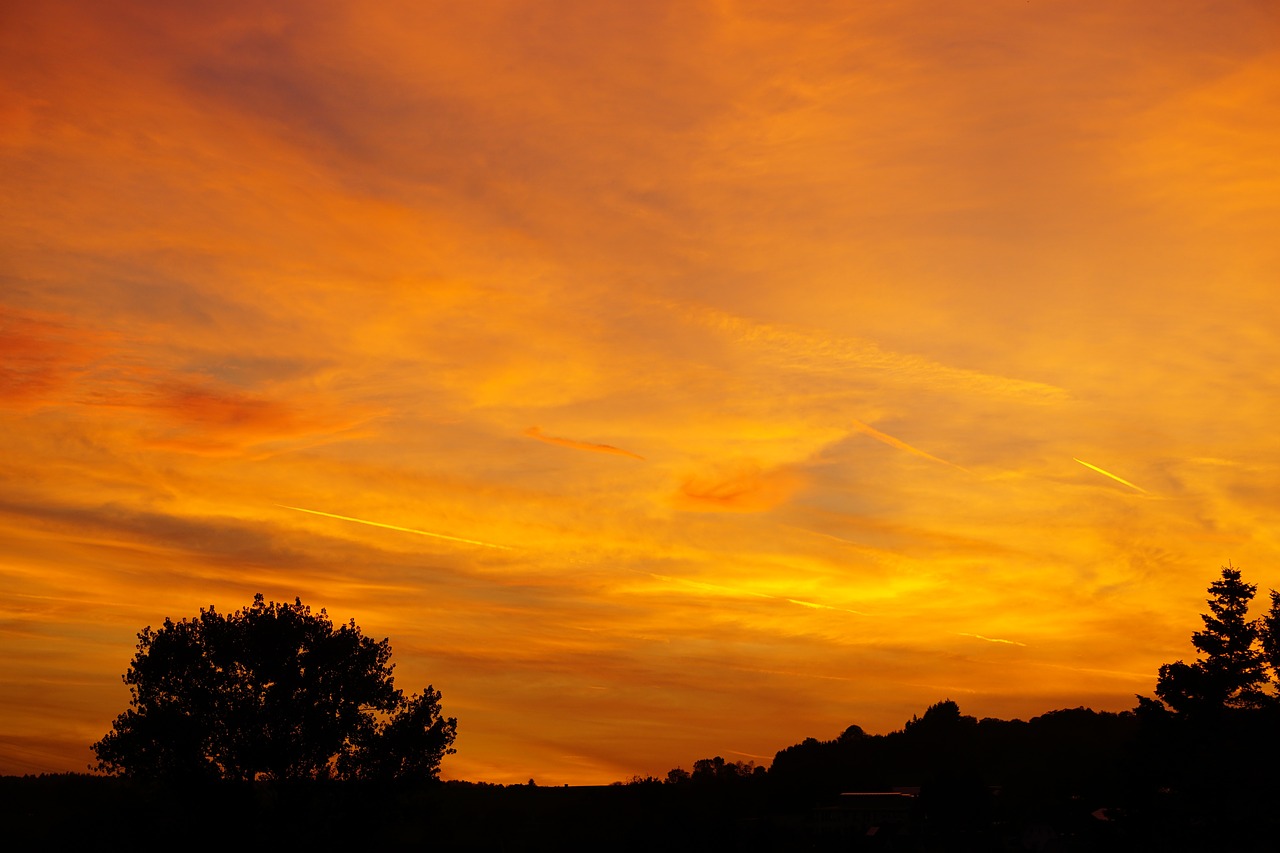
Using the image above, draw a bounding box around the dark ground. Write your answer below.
[5,773,1266,852]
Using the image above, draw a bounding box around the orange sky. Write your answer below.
[3,0,1280,784]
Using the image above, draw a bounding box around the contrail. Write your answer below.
[1039,661,1151,681]
[629,569,868,615]
[958,632,1027,647]
[850,419,968,472]
[525,427,644,460]
[786,597,868,616]
[276,504,513,550]
[1073,458,1148,494]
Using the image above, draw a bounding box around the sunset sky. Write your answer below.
[4,0,1280,784]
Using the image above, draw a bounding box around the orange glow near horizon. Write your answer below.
[3,1,1280,784]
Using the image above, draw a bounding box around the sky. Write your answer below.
[3,0,1279,784]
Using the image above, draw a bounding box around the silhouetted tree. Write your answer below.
[665,766,691,784]
[92,594,456,781]
[690,755,761,783]
[1154,566,1268,713]
[837,724,865,742]
[1259,588,1280,690]
[1132,567,1280,848]
[902,698,967,734]
[339,686,457,781]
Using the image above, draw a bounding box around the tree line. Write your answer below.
[627,565,1280,847]
[93,566,1280,784]
[84,567,1280,848]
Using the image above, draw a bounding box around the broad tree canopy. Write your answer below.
[92,594,456,782]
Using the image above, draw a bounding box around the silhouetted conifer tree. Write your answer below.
[1154,566,1268,713]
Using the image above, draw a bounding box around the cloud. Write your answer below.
[5,0,1280,785]
[524,426,644,460]
[0,497,315,572]
[673,460,804,513]
[0,302,370,455]
[145,382,300,430]
[0,306,110,408]
[674,301,1069,401]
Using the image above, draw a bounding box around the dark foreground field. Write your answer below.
[4,772,1266,852]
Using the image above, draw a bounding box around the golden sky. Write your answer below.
[3,0,1279,784]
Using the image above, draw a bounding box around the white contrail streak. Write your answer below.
[958,632,1027,647]
[276,504,513,550]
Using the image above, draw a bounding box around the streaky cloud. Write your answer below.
[525,426,644,460]
[673,301,1069,400]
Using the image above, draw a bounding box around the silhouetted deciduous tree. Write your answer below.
[92,594,456,782]
[903,699,967,734]
[1154,566,1268,713]
[690,755,761,783]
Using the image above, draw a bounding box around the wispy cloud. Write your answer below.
[525,426,644,460]
[0,306,111,408]
[673,460,804,513]
[5,0,1280,786]
[676,302,1069,401]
